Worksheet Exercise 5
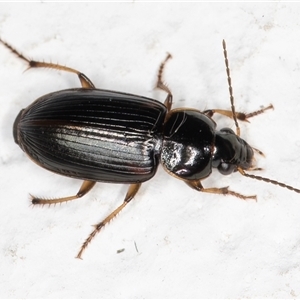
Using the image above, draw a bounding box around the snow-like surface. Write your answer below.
[1,3,300,298]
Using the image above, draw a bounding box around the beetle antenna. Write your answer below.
[238,168,300,193]
[223,40,240,136]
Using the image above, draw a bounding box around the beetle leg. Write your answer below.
[31,180,96,205]
[156,53,173,112]
[185,180,257,200]
[76,182,142,259]
[0,38,95,89]
[203,104,273,123]
[29,61,95,89]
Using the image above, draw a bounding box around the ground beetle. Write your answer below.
[1,39,300,259]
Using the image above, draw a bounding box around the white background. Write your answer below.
[1,2,300,298]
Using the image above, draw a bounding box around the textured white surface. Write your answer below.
[1,2,300,298]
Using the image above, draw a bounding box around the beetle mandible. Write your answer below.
[1,39,300,259]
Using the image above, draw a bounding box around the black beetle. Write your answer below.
[1,39,300,259]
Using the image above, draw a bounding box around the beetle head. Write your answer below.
[212,127,254,175]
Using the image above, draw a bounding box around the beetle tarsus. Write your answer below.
[30,180,96,205]
[245,104,274,119]
[185,180,256,200]
[76,183,141,259]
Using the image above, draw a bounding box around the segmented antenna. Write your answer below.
[238,168,300,194]
[223,40,240,136]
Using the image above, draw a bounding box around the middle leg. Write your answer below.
[76,182,142,259]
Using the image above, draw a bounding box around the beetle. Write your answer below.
[1,38,300,259]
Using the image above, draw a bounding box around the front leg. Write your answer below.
[203,104,273,122]
[185,179,257,200]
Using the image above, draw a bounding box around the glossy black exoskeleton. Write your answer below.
[2,39,300,259]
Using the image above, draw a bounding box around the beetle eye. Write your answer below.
[218,162,236,175]
[220,127,235,134]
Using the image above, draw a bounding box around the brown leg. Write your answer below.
[76,182,142,259]
[185,179,257,200]
[0,38,95,89]
[203,104,273,122]
[31,180,96,205]
[156,53,173,112]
